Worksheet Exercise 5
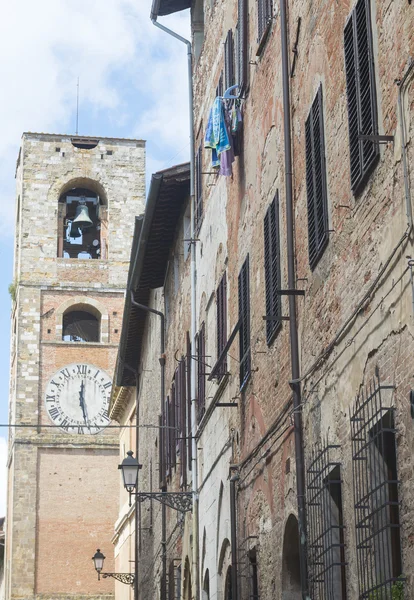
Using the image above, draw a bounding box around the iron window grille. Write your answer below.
[216,273,228,380]
[344,0,379,195]
[307,441,347,599]
[195,145,203,234]
[238,255,251,390]
[196,323,206,421]
[350,375,404,599]
[224,30,235,91]
[305,85,329,270]
[257,0,273,50]
[264,193,282,345]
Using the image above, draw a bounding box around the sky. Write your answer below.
[0,0,191,516]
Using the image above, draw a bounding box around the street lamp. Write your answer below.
[118,450,141,494]
[92,548,135,586]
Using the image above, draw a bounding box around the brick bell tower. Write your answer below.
[5,133,145,600]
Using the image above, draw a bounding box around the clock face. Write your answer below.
[45,363,112,434]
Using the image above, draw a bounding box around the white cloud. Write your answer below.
[0,437,7,517]
[0,0,191,236]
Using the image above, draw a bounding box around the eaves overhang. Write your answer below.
[112,162,190,394]
[151,0,191,18]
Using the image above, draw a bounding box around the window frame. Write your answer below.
[264,193,282,346]
[216,272,228,380]
[305,85,329,270]
[195,144,203,234]
[238,255,251,390]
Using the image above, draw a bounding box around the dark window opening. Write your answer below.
[62,310,100,342]
[225,566,233,600]
[216,273,228,380]
[282,515,301,599]
[350,376,404,599]
[344,0,379,195]
[58,187,106,259]
[305,85,329,269]
[239,255,251,390]
[264,193,282,345]
[249,549,259,600]
[307,443,347,599]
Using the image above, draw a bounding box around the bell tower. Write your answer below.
[5,133,145,599]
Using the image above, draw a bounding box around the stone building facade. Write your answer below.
[111,0,414,598]
[5,132,145,600]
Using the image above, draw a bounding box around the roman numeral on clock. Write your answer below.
[60,418,70,432]
[48,407,60,420]
[60,368,70,380]
[46,395,55,403]
[76,364,87,375]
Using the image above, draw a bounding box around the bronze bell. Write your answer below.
[72,203,93,230]
[68,222,82,238]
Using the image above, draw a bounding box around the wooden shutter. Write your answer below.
[170,385,176,470]
[264,193,282,344]
[305,86,329,269]
[224,30,235,91]
[179,358,187,487]
[238,256,251,389]
[186,333,192,471]
[344,0,379,194]
[216,272,228,378]
[195,145,203,233]
[257,0,272,44]
[197,323,206,420]
[237,0,247,93]
[165,397,171,478]
[159,414,164,487]
[216,71,224,98]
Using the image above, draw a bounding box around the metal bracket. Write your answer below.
[262,315,290,321]
[101,572,135,586]
[216,403,238,407]
[135,491,193,513]
[358,134,394,144]
[275,289,305,296]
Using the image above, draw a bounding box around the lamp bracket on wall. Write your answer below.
[101,572,135,586]
[135,491,193,513]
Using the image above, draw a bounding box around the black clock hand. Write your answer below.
[79,381,89,424]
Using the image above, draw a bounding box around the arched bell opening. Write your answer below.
[57,184,107,259]
[62,305,101,342]
[281,515,301,600]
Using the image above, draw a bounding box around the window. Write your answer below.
[307,444,347,599]
[216,71,224,98]
[216,273,228,379]
[249,549,259,600]
[224,566,233,600]
[62,309,100,342]
[186,333,192,471]
[257,0,272,50]
[264,194,282,345]
[195,145,203,234]
[344,0,379,195]
[176,358,188,487]
[350,376,403,599]
[237,0,247,93]
[238,256,251,389]
[305,86,329,269]
[196,323,206,421]
[58,187,107,259]
[224,30,235,91]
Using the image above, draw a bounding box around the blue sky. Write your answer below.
[0,0,191,514]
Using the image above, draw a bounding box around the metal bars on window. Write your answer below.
[307,442,347,599]
[216,273,228,380]
[238,255,251,390]
[344,0,379,195]
[350,375,404,599]
[264,193,282,345]
[305,85,329,270]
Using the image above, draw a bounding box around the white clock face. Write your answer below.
[45,363,112,434]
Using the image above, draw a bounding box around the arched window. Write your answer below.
[62,308,100,342]
[281,515,301,599]
[224,566,232,600]
[57,186,107,259]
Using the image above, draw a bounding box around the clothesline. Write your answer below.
[204,91,242,178]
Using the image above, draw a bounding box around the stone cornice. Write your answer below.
[109,385,132,422]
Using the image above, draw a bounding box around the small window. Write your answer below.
[249,549,259,600]
[195,145,203,234]
[62,310,100,342]
[238,255,251,389]
[257,0,272,51]
[224,30,235,91]
[305,86,329,269]
[264,193,282,345]
[344,0,379,194]
[216,273,228,379]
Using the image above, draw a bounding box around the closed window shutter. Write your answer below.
[165,397,171,477]
[224,30,235,91]
[197,323,206,420]
[195,145,203,233]
[257,0,272,43]
[159,414,164,487]
[216,71,224,98]
[170,386,176,469]
[186,333,192,471]
[305,85,329,269]
[264,193,282,344]
[344,0,378,194]
[179,358,187,488]
[216,272,228,378]
[237,0,247,93]
[238,255,251,389]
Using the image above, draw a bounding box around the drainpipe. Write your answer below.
[130,294,167,600]
[150,7,199,600]
[229,470,240,600]
[279,0,309,597]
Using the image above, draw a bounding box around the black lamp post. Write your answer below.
[118,450,141,496]
[92,548,135,586]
